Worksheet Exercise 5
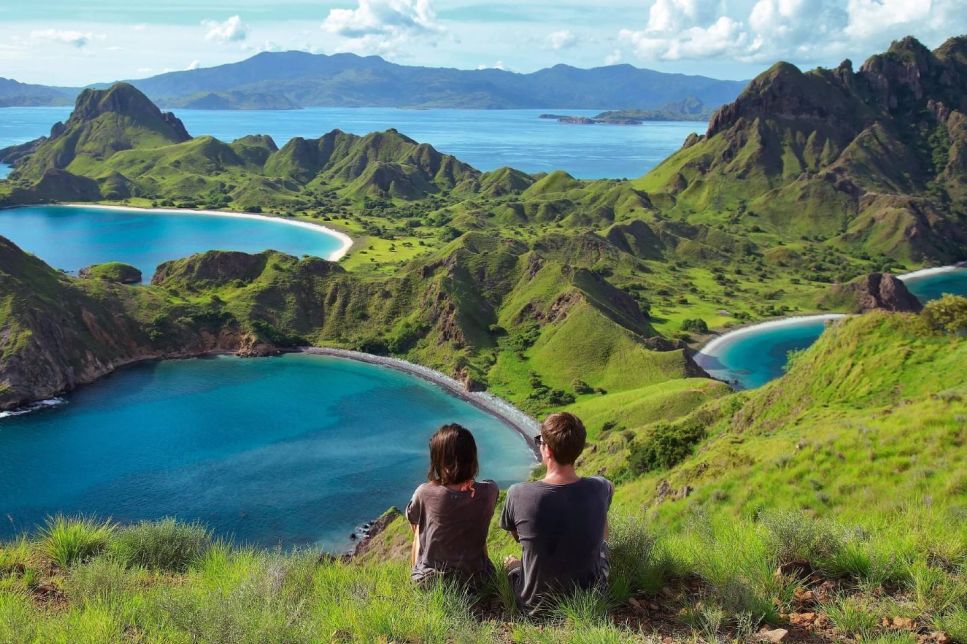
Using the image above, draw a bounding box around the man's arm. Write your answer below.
[498,486,518,541]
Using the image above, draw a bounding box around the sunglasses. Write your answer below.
[533,434,544,446]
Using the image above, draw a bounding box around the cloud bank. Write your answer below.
[618,0,963,65]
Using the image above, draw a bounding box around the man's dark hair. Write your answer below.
[428,424,479,485]
[540,412,586,465]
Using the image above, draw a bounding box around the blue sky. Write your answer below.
[1,1,964,85]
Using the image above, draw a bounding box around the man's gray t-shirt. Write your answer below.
[405,480,498,583]
[499,476,613,610]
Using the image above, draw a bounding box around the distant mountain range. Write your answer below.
[0,51,747,110]
[0,78,75,107]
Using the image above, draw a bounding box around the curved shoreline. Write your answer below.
[697,314,847,358]
[0,344,541,463]
[302,347,540,460]
[60,203,354,262]
[897,261,967,282]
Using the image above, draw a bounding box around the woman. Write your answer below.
[405,423,498,587]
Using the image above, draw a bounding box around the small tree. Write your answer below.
[921,294,967,335]
[681,318,709,334]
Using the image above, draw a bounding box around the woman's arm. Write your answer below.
[410,524,420,565]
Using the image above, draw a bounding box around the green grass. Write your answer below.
[107,518,212,572]
[39,515,115,568]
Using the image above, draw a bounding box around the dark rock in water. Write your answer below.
[822,272,923,313]
[349,533,357,540]
[347,507,403,559]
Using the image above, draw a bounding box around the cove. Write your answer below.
[0,353,535,549]
[695,266,967,390]
[0,205,349,278]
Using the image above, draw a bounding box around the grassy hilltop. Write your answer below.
[0,35,966,641]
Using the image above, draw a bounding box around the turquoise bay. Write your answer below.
[0,205,346,278]
[0,354,535,549]
[0,106,701,180]
[696,267,967,390]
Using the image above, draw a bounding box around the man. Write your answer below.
[500,412,613,613]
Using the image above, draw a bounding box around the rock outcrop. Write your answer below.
[646,35,967,264]
[79,262,142,284]
[822,272,924,313]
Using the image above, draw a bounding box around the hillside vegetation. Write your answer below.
[1,301,964,642]
[0,35,966,642]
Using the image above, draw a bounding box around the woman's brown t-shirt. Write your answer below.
[405,480,499,582]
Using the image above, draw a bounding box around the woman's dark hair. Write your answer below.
[428,424,479,486]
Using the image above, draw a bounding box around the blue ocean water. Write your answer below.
[0,205,345,279]
[902,267,967,302]
[694,318,837,390]
[0,105,701,179]
[697,267,967,390]
[0,354,535,549]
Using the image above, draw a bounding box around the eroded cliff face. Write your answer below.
[821,272,924,314]
[649,35,967,264]
[0,236,275,410]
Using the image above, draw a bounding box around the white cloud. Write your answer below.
[30,28,97,48]
[243,40,283,54]
[321,0,442,55]
[186,59,201,70]
[619,0,965,65]
[476,60,506,70]
[604,49,623,65]
[203,15,248,44]
[546,29,578,50]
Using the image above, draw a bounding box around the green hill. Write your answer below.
[636,36,967,264]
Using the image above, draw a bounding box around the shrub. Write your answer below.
[607,515,658,601]
[821,595,879,640]
[108,519,212,572]
[572,379,594,395]
[933,606,967,643]
[628,417,706,474]
[921,295,967,335]
[64,556,137,605]
[40,515,115,568]
[758,511,847,567]
[680,318,709,334]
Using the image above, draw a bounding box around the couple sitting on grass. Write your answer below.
[405,412,613,614]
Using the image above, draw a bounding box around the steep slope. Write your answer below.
[264,129,479,197]
[637,36,967,263]
[0,237,214,409]
[10,83,191,184]
[606,308,967,529]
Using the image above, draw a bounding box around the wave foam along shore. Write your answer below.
[0,397,66,420]
[696,314,848,359]
[897,261,967,281]
[62,203,354,261]
[303,347,541,460]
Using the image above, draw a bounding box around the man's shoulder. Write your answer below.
[506,480,541,497]
[585,475,614,492]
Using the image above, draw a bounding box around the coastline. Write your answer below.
[696,314,847,358]
[0,344,541,462]
[302,347,540,460]
[59,202,355,262]
[897,261,967,281]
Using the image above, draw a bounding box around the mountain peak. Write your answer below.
[69,83,191,141]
